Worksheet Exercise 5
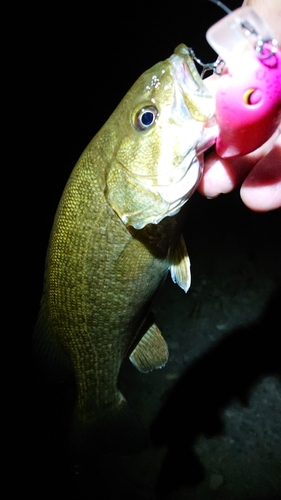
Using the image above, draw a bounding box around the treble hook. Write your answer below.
[208,0,278,61]
[191,51,226,77]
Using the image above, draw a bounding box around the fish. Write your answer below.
[34,44,216,456]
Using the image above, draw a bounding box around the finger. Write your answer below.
[199,129,280,198]
[198,152,253,197]
[240,143,281,211]
[243,0,281,42]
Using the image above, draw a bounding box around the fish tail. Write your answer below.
[70,394,149,458]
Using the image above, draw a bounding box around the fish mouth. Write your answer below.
[169,44,215,123]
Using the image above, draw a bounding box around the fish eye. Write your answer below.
[243,88,262,105]
[134,106,158,131]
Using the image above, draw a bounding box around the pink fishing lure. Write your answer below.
[206,6,281,158]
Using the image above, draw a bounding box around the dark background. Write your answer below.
[29,1,281,499]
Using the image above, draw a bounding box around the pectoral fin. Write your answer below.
[169,234,191,293]
[129,323,169,373]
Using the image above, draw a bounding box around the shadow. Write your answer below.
[31,368,77,500]
[150,286,281,497]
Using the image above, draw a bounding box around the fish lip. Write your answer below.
[170,46,202,93]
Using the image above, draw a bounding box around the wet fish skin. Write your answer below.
[34,44,215,455]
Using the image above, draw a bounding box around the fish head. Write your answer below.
[106,44,217,229]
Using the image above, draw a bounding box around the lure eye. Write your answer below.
[243,88,262,105]
[134,106,158,130]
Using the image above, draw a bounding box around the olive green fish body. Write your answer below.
[42,153,175,401]
[34,45,216,455]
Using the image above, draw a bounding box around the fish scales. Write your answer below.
[34,44,216,456]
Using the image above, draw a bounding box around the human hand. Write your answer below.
[199,123,281,211]
[199,0,281,211]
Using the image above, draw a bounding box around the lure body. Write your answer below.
[207,6,281,157]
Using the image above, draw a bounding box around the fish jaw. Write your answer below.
[122,150,204,228]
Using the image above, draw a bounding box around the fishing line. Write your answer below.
[189,1,232,77]
[208,0,232,15]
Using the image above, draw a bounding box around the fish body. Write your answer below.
[34,45,216,455]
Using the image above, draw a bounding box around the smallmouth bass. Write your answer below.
[34,44,216,456]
